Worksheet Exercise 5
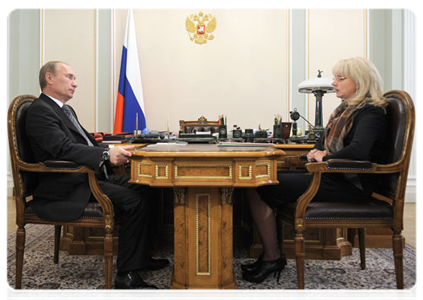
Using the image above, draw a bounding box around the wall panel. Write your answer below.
[43,9,96,132]
[307,9,367,126]
[404,10,416,202]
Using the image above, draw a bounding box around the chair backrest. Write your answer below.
[375,90,415,201]
[179,115,220,134]
[8,95,38,198]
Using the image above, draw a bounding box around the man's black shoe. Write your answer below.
[115,271,158,289]
[140,257,170,271]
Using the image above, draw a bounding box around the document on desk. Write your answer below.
[146,142,188,148]
[217,142,274,147]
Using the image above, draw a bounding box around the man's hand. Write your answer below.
[306,149,328,162]
[109,145,135,166]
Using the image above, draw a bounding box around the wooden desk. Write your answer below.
[60,142,393,279]
[129,144,284,289]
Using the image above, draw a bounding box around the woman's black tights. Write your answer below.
[246,189,281,261]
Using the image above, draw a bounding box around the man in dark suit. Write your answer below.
[26,61,168,289]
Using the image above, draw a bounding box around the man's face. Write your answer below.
[46,63,78,103]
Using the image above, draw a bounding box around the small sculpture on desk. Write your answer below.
[288,109,302,143]
[289,108,317,144]
[307,125,316,144]
[131,130,166,143]
[231,125,244,142]
[244,129,254,143]
[254,124,269,143]
[254,132,268,143]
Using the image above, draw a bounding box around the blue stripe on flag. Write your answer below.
[122,80,146,131]
[118,47,127,95]
[118,46,147,132]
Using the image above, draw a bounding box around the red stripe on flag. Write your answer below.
[113,92,125,133]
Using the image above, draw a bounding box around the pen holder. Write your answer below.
[244,129,254,143]
[272,124,283,144]
[219,125,227,139]
[273,125,282,139]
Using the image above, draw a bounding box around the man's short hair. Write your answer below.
[39,61,67,91]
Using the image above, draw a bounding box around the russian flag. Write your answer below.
[113,9,146,133]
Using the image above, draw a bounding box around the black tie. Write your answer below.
[62,104,93,146]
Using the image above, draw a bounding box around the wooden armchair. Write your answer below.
[280,90,415,289]
[8,95,115,289]
[179,115,220,134]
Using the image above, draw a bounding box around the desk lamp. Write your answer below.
[297,70,335,137]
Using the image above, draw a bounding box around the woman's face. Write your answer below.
[332,74,357,102]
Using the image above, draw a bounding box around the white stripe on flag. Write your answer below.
[124,9,145,112]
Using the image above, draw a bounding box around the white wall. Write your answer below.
[403,10,416,203]
[43,10,97,131]
[307,9,367,126]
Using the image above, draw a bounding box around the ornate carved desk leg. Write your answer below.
[171,187,187,288]
[170,187,237,289]
[220,187,237,288]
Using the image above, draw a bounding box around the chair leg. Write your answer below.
[15,226,26,289]
[393,231,404,289]
[54,225,62,264]
[358,228,366,270]
[104,233,114,289]
[294,232,305,289]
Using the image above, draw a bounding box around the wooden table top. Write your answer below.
[131,143,285,158]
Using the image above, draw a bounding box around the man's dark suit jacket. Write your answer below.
[26,93,106,221]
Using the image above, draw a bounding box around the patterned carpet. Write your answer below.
[7,224,416,290]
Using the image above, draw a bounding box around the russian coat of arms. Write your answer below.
[185,11,217,45]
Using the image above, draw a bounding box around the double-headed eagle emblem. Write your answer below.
[186,11,217,45]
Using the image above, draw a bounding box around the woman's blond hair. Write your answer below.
[332,57,387,109]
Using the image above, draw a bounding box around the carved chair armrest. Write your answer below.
[306,159,405,174]
[17,160,91,173]
[294,159,375,226]
[326,158,373,169]
[294,159,404,227]
[42,160,83,170]
[306,159,375,173]
[17,159,114,221]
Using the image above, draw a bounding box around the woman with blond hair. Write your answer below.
[241,57,388,284]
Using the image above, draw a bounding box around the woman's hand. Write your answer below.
[306,149,328,162]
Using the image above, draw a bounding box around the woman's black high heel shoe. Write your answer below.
[242,254,287,283]
[241,255,262,273]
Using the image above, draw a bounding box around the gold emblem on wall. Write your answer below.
[186,11,216,45]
